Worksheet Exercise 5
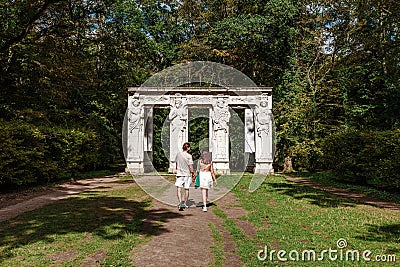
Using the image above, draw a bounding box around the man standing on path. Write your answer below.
[174,142,195,211]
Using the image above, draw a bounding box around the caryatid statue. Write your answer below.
[128,98,144,133]
[169,96,188,150]
[127,98,144,163]
[168,95,188,172]
[254,100,272,159]
[212,98,230,160]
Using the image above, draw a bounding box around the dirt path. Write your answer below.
[131,200,217,266]
[0,175,126,222]
[131,192,247,267]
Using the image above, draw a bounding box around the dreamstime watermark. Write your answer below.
[257,238,397,263]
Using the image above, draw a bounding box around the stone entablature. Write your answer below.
[126,86,273,175]
[127,87,272,107]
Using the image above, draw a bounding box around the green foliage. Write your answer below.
[189,109,209,160]
[289,140,323,172]
[0,0,158,188]
[229,109,246,171]
[0,120,102,189]
[322,129,400,189]
[152,108,170,171]
[176,0,299,86]
[0,120,56,187]
[46,126,101,176]
[321,129,367,183]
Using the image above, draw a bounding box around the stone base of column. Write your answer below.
[245,152,256,172]
[168,161,176,174]
[143,152,155,172]
[213,162,230,175]
[254,162,274,175]
[126,161,144,174]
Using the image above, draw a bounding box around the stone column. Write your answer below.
[126,97,145,173]
[168,95,188,173]
[211,97,230,174]
[209,107,213,154]
[143,107,154,172]
[244,108,256,172]
[254,94,274,174]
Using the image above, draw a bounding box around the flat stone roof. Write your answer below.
[128,86,272,96]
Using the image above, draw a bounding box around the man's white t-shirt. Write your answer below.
[175,151,193,176]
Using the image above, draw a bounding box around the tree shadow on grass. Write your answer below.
[267,181,357,208]
[355,223,400,243]
[354,223,400,254]
[0,195,190,262]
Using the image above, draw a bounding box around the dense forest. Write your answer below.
[1,0,400,191]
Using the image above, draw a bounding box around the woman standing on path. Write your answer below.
[198,151,217,212]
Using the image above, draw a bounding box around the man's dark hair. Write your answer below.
[182,142,190,151]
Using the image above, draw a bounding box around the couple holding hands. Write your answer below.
[174,142,217,212]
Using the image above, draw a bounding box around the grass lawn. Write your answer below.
[0,177,152,267]
[212,174,399,266]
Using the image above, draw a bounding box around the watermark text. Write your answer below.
[257,239,396,263]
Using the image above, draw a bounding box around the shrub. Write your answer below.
[321,128,400,189]
[360,130,400,189]
[0,121,57,187]
[0,119,102,190]
[45,127,100,178]
[289,140,324,172]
